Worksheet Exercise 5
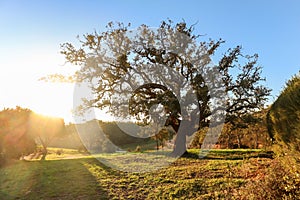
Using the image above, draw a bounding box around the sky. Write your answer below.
[0,0,299,122]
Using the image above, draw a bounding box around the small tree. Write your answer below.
[152,126,175,150]
[28,113,66,160]
[243,109,270,149]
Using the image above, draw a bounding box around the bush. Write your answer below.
[267,72,300,152]
[56,149,63,155]
[239,156,300,199]
[134,145,141,152]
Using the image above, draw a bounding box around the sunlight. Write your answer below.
[28,82,75,121]
[0,43,111,123]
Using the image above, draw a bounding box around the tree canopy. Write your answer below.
[44,20,271,156]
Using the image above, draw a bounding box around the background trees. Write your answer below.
[45,20,270,155]
[190,108,271,150]
[28,113,66,160]
[0,107,67,163]
[0,107,36,163]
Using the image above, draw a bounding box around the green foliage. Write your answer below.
[0,106,36,162]
[100,121,151,148]
[267,71,300,152]
[190,127,208,148]
[258,71,300,199]
[62,120,154,153]
[191,109,271,149]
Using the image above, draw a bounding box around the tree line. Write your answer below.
[0,105,272,166]
[0,106,65,164]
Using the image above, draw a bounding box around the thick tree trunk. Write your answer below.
[169,119,194,157]
[171,131,187,157]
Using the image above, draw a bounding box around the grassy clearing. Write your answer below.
[0,148,274,199]
[25,147,92,161]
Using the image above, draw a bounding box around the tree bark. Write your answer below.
[236,134,242,149]
[171,131,187,157]
[226,134,231,149]
[237,135,241,149]
[38,135,48,160]
[254,132,258,149]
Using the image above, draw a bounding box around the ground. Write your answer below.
[0,148,274,200]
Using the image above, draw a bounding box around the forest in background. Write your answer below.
[0,105,271,163]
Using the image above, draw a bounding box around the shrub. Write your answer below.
[267,72,300,152]
[56,149,63,155]
[238,156,300,199]
[135,145,141,152]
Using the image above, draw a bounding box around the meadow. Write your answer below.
[0,148,275,200]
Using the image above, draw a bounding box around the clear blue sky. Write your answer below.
[0,0,299,120]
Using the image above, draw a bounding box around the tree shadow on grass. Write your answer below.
[0,192,13,200]
[0,157,110,200]
[183,150,274,160]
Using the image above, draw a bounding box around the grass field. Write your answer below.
[0,148,274,199]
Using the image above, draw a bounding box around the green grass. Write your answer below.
[0,158,108,200]
[0,148,274,199]
[190,149,274,160]
[27,147,92,160]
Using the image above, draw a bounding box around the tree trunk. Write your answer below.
[237,135,241,149]
[38,135,48,160]
[226,134,231,149]
[171,131,187,157]
[41,147,47,160]
[254,132,258,149]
